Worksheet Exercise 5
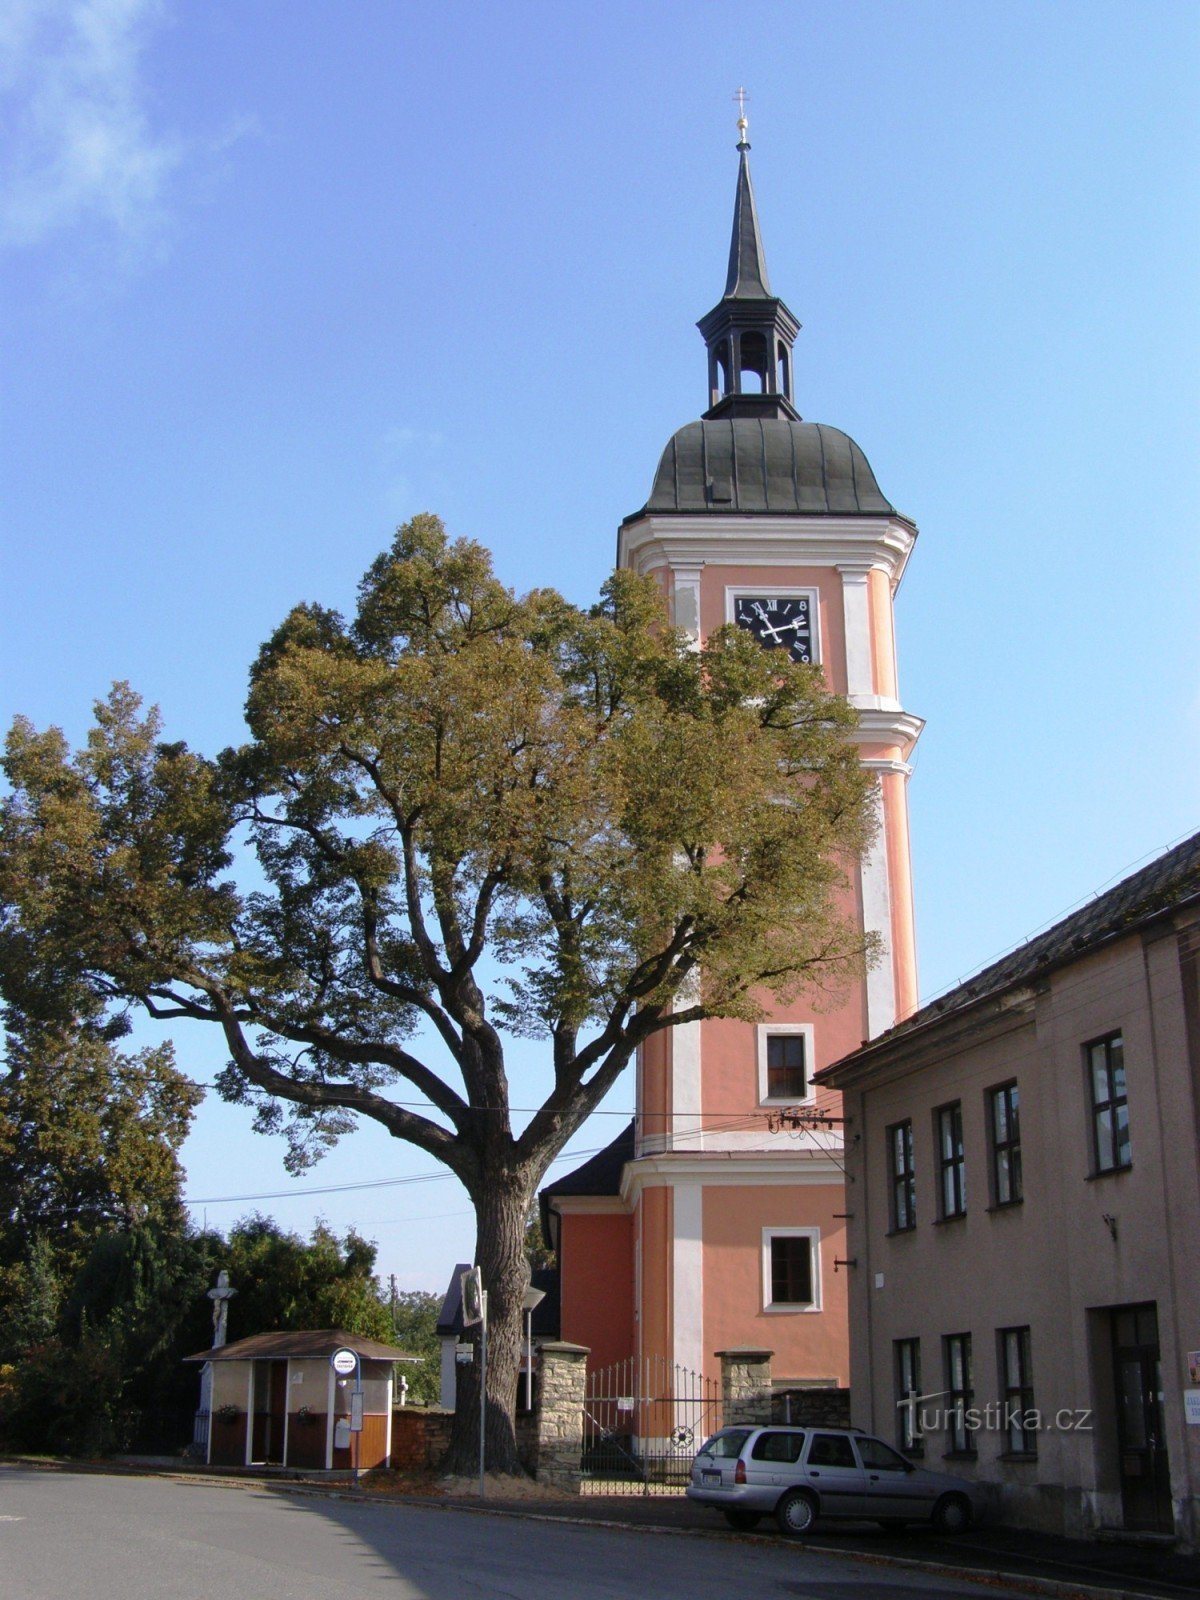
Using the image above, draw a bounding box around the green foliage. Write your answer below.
[386,1288,442,1405]
[219,1217,393,1343]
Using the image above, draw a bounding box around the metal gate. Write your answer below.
[581,1354,723,1495]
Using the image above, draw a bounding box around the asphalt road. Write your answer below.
[0,1466,1038,1600]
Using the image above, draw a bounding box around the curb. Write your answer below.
[0,1456,1181,1600]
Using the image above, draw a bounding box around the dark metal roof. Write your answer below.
[725,146,771,299]
[543,1120,634,1200]
[822,831,1200,1081]
[184,1328,421,1363]
[639,418,895,517]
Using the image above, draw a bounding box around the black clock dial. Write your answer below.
[733,595,814,663]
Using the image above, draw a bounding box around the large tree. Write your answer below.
[0,515,876,1473]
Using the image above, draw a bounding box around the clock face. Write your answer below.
[732,595,814,664]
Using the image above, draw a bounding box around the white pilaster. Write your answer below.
[837,561,876,698]
[672,1182,704,1377]
[671,564,703,645]
[670,970,702,1151]
[860,778,897,1037]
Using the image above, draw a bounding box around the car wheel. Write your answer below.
[723,1509,762,1531]
[775,1489,817,1536]
[932,1493,971,1534]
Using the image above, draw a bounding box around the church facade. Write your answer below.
[542,125,923,1394]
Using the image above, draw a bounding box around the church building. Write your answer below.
[541,118,924,1396]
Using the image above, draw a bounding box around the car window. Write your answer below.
[806,1433,858,1468]
[698,1429,751,1459]
[750,1430,806,1463]
[856,1436,909,1472]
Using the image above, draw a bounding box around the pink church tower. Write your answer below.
[544,122,921,1400]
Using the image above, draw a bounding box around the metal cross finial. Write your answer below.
[734,86,750,148]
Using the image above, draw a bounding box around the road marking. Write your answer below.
[0,1515,25,1522]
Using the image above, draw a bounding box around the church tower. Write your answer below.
[544,119,922,1397]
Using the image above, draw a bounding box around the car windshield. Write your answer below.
[697,1429,751,1459]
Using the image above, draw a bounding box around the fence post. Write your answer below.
[535,1341,590,1493]
[717,1346,774,1427]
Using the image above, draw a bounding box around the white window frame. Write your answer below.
[761,1226,822,1314]
[756,1023,816,1107]
[724,586,822,666]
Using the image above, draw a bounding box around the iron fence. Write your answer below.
[581,1354,722,1496]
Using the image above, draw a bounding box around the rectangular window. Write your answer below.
[943,1333,975,1455]
[762,1227,820,1311]
[989,1082,1022,1205]
[756,1024,814,1105]
[1088,1033,1130,1172]
[767,1034,807,1100]
[888,1120,916,1231]
[999,1326,1036,1455]
[936,1102,966,1218]
[894,1337,922,1454]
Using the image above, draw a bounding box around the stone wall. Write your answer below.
[771,1387,852,1428]
[534,1342,589,1491]
[389,1407,454,1471]
[717,1347,774,1427]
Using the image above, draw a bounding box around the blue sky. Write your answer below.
[2,1,1198,1294]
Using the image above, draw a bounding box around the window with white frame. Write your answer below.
[761,1227,821,1312]
[757,1023,815,1105]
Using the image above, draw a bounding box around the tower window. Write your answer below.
[757,1023,814,1105]
[739,331,768,393]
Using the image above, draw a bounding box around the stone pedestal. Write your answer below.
[717,1346,774,1427]
[535,1341,589,1492]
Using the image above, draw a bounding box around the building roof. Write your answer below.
[821,830,1200,1083]
[183,1328,422,1363]
[543,1119,634,1201]
[635,417,896,519]
[435,1263,560,1340]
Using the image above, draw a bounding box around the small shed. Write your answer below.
[185,1329,421,1472]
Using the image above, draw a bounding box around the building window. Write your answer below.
[988,1082,1022,1206]
[756,1024,815,1106]
[1087,1033,1131,1173]
[936,1102,966,1218]
[943,1333,975,1455]
[998,1326,1036,1456]
[761,1227,821,1312]
[894,1338,922,1454]
[888,1120,916,1231]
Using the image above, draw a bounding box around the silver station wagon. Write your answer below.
[687,1425,982,1536]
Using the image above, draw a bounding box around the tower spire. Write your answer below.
[726,90,771,298]
[696,98,800,421]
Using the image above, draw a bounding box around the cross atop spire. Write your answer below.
[734,86,750,150]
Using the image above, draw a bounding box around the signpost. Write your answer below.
[330,1346,363,1476]
[460,1267,487,1498]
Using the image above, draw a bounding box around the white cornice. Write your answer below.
[548,1195,630,1217]
[621,1151,844,1204]
[849,707,925,756]
[618,513,917,587]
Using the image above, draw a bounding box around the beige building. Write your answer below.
[821,833,1200,1546]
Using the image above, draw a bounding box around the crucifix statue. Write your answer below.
[207,1269,237,1349]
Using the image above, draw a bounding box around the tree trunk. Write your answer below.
[444,1168,534,1478]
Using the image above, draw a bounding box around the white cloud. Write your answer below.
[0,0,182,249]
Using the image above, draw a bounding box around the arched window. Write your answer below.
[739,331,768,393]
[777,342,791,399]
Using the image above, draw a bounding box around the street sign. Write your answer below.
[350,1390,364,1432]
[331,1347,357,1376]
